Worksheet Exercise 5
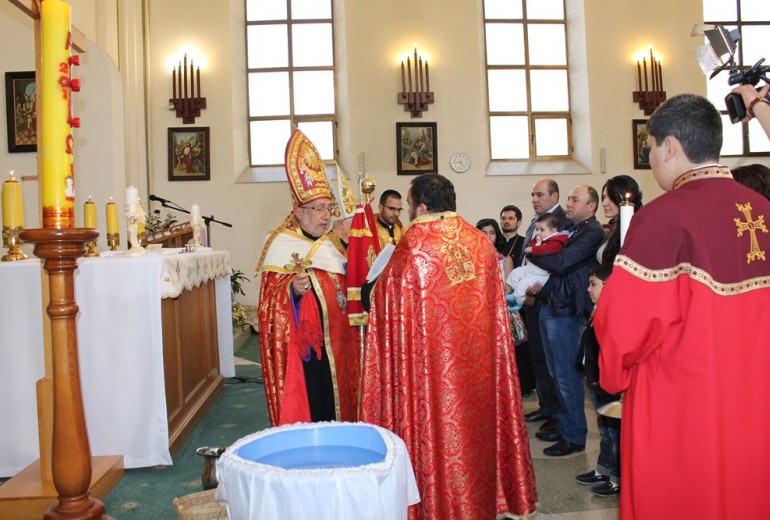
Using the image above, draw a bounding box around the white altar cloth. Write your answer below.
[0,260,46,478]
[216,422,420,520]
[0,250,235,477]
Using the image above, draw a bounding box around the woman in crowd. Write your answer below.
[476,218,508,275]
[597,175,643,265]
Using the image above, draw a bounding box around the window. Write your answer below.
[704,0,770,155]
[245,0,337,167]
[483,0,572,161]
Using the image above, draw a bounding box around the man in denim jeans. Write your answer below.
[526,184,604,456]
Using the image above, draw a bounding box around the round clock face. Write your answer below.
[450,153,471,173]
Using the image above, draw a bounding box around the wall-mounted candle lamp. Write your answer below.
[169,53,207,124]
[398,44,434,118]
[633,46,666,115]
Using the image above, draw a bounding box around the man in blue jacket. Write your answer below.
[527,184,604,456]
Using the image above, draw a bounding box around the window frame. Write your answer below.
[483,1,573,163]
[704,1,770,157]
[244,0,338,169]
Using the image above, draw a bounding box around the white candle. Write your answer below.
[125,186,139,205]
[619,193,634,247]
[191,203,200,219]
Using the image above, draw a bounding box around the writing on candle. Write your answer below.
[40,0,78,227]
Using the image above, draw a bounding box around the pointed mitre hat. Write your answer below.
[329,165,358,224]
[284,129,331,207]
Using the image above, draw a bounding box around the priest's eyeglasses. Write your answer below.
[301,203,337,214]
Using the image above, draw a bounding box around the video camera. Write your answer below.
[693,24,770,123]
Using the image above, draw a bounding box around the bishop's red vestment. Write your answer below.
[595,166,770,519]
[361,212,538,520]
[257,220,360,426]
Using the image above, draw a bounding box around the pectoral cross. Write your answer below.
[734,202,768,264]
[284,252,312,272]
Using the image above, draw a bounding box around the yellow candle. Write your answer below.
[106,199,119,234]
[137,203,146,234]
[2,172,24,229]
[84,197,96,228]
[41,0,75,228]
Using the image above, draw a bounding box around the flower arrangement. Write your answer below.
[145,209,178,233]
[231,268,251,329]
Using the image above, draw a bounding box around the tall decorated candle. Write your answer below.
[41,0,80,228]
[83,196,96,228]
[106,198,119,235]
[2,171,24,229]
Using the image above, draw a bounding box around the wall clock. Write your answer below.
[449,152,471,173]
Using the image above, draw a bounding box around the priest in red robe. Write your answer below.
[595,94,770,519]
[256,129,359,426]
[361,173,538,520]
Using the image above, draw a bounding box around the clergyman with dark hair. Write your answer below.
[360,173,538,519]
[374,188,405,248]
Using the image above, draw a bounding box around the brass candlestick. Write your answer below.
[84,240,100,257]
[107,232,119,251]
[2,226,28,261]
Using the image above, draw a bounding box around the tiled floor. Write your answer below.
[522,392,620,519]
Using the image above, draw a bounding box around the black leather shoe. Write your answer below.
[539,418,559,432]
[543,439,585,456]
[535,430,562,442]
[524,410,549,422]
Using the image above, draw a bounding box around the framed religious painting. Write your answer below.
[396,122,438,175]
[168,127,210,181]
[632,119,651,170]
[5,71,37,153]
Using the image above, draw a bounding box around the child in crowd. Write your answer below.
[505,213,567,308]
[576,263,621,497]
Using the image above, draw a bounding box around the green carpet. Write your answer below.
[102,333,269,519]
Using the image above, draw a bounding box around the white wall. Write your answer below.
[4,0,767,304]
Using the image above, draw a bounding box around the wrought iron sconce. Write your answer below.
[633,46,666,115]
[170,54,207,124]
[398,45,434,118]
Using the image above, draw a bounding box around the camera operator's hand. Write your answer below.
[733,84,770,138]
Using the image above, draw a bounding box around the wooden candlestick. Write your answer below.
[19,227,115,520]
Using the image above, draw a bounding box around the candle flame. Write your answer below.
[8,170,15,180]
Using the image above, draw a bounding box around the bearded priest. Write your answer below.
[361,173,538,520]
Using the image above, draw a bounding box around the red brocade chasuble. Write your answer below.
[258,223,360,426]
[361,212,538,520]
[595,167,770,520]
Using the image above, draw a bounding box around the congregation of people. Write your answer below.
[255,89,770,520]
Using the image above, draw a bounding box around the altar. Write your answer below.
[0,249,235,478]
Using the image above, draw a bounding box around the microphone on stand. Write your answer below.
[148,194,168,204]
